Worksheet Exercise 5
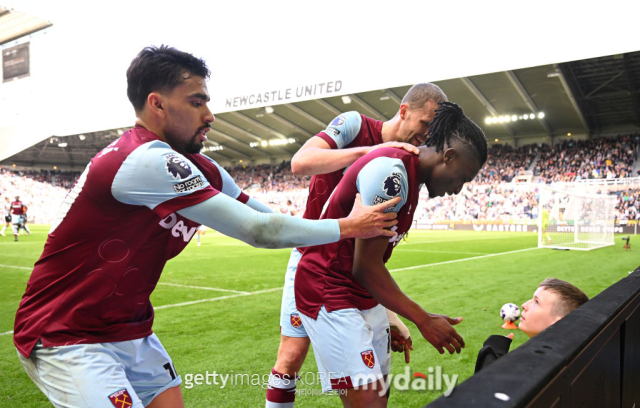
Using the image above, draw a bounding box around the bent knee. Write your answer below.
[276,337,310,372]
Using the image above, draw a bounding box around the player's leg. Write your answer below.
[17,341,144,407]
[339,378,387,408]
[266,248,309,408]
[11,217,19,241]
[298,305,391,408]
[23,221,30,235]
[146,386,183,408]
[0,218,7,235]
[113,333,183,408]
[339,305,391,408]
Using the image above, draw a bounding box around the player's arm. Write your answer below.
[291,136,372,176]
[291,112,418,176]
[205,157,274,213]
[178,193,400,249]
[352,237,464,355]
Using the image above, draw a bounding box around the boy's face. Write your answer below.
[519,287,562,338]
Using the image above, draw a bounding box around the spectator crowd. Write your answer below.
[1,133,638,226]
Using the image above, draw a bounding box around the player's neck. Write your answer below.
[134,117,167,143]
[381,114,401,143]
[417,147,439,183]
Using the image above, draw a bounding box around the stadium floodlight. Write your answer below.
[265,106,274,114]
[261,141,268,147]
[498,116,505,123]
[523,115,528,120]
[58,142,67,147]
[529,113,535,119]
[341,95,352,104]
[511,115,518,121]
[504,116,511,122]
[492,117,498,124]
[485,117,492,124]
[538,112,545,119]
[538,186,616,251]
[78,134,86,140]
[379,90,393,101]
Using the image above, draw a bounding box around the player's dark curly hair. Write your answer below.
[127,45,210,112]
[425,101,488,165]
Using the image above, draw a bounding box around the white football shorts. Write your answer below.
[299,304,391,393]
[279,248,308,337]
[17,333,181,407]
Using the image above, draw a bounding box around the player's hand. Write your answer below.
[340,194,399,240]
[368,142,419,155]
[391,329,413,363]
[507,333,514,340]
[416,314,465,355]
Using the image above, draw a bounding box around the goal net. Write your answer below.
[538,186,616,250]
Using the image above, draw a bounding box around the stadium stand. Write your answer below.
[1,134,639,227]
[534,134,638,183]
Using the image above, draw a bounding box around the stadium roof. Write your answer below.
[3,50,640,169]
[0,6,51,46]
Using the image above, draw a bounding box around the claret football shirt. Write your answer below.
[14,125,249,357]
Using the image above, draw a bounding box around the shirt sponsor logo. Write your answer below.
[108,388,133,407]
[165,153,193,180]
[173,175,205,193]
[330,115,347,127]
[325,127,341,137]
[159,213,198,242]
[361,350,375,369]
[383,172,403,197]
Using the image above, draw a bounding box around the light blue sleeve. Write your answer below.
[198,154,242,199]
[323,111,363,149]
[197,154,273,213]
[356,157,408,213]
[177,194,339,249]
[245,197,275,213]
[112,141,211,209]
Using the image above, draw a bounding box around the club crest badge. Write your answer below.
[290,313,302,328]
[361,350,375,369]
[108,388,133,407]
[165,154,192,180]
[383,172,403,197]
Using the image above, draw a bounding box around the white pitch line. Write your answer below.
[0,247,538,321]
[394,249,488,255]
[0,264,32,270]
[0,330,13,336]
[155,287,282,310]
[389,247,539,273]
[157,282,248,294]
[400,234,531,246]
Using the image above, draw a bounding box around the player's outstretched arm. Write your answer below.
[353,236,465,355]
[291,137,371,176]
[292,137,419,176]
[177,194,399,249]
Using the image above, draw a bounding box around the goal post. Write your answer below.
[538,186,616,250]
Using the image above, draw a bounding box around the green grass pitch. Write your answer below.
[0,226,637,407]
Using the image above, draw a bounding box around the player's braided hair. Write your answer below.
[425,102,488,164]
